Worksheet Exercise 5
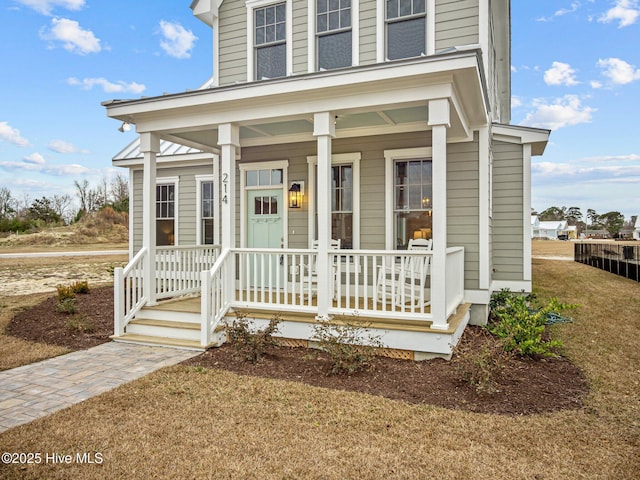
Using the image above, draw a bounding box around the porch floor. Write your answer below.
[148,294,469,335]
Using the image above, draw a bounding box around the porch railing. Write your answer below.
[114,247,147,336]
[445,247,465,319]
[234,248,317,313]
[156,245,221,300]
[200,248,232,346]
[330,250,434,320]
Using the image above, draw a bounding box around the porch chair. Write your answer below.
[375,238,433,308]
[303,238,341,299]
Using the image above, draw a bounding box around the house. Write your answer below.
[104,0,550,360]
[531,215,540,238]
[534,220,569,240]
[634,216,640,241]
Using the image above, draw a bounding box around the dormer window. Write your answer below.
[254,2,287,80]
[316,0,352,70]
[385,0,426,60]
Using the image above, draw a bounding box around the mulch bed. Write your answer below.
[7,286,589,415]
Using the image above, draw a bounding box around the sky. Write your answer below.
[0,0,638,221]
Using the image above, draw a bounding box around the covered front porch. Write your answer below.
[113,243,467,358]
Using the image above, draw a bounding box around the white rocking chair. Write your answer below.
[303,238,341,299]
[376,238,432,308]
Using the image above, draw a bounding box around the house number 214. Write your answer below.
[222,173,229,204]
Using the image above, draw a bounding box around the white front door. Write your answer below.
[247,189,284,286]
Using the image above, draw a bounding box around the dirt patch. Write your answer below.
[6,287,588,416]
[6,286,114,350]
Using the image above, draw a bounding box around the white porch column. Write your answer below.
[429,99,450,330]
[141,132,160,305]
[218,124,239,295]
[314,112,335,319]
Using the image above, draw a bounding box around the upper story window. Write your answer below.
[254,2,287,80]
[316,0,352,70]
[385,0,426,60]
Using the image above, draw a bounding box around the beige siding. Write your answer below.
[131,164,215,251]
[359,0,377,66]
[219,0,247,86]
[292,0,308,75]
[491,140,524,281]
[435,0,479,51]
[447,136,480,290]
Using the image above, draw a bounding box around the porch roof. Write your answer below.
[103,50,490,152]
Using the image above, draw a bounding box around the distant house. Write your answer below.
[533,219,569,240]
[634,217,640,240]
[531,215,540,238]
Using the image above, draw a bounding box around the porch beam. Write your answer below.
[314,112,335,320]
[141,132,160,305]
[429,99,450,330]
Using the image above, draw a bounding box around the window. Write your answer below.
[254,2,287,80]
[156,183,175,246]
[394,159,432,249]
[246,168,283,187]
[316,0,352,70]
[331,164,353,248]
[385,0,426,60]
[201,181,214,245]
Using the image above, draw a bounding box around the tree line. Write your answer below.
[0,174,128,233]
[535,206,635,237]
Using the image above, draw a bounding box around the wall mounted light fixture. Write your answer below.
[288,181,304,208]
[118,121,132,133]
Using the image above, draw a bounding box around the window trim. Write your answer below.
[156,176,179,246]
[307,152,361,250]
[376,0,434,63]
[196,174,216,246]
[308,0,359,72]
[384,148,432,249]
[246,0,293,81]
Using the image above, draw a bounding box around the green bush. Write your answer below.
[226,311,281,363]
[56,297,77,315]
[311,317,384,375]
[488,291,577,357]
[452,328,509,393]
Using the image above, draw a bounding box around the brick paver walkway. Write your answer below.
[0,342,199,433]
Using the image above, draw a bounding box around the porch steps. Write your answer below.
[112,299,224,351]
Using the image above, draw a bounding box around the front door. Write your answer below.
[247,189,284,287]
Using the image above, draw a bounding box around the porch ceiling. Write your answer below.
[104,51,489,151]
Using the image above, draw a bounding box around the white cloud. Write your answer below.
[15,0,84,16]
[520,95,595,130]
[511,96,523,108]
[590,80,603,89]
[0,159,89,176]
[537,1,582,21]
[48,139,89,154]
[599,0,639,28]
[40,17,101,55]
[159,20,197,59]
[23,153,46,165]
[67,77,146,94]
[0,121,30,147]
[580,153,640,162]
[597,57,640,85]
[544,62,579,86]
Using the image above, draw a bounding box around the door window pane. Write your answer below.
[201,181,214,244]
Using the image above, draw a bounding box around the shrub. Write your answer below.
[66,315,94,333]
[71,280,90,294]
[452,328,510,394]
[488,291,577,357]
[226,311,281,363]
[57,297,77,314]
[311,317,384,375]
[56,284,76,303]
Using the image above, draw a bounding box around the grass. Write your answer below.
[1,259,639,478]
